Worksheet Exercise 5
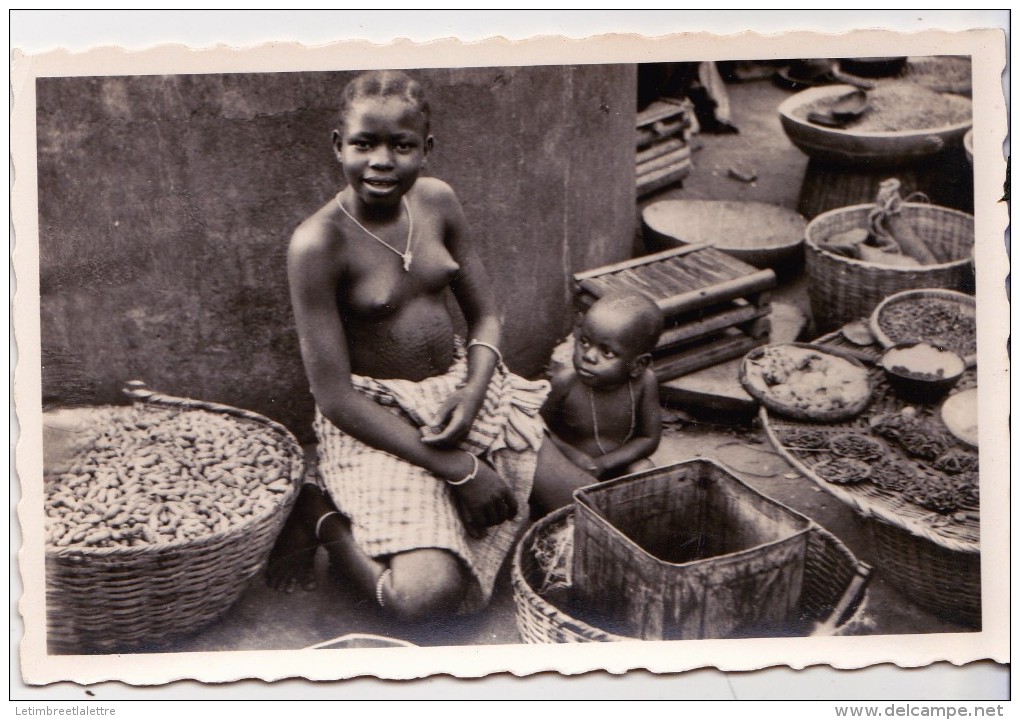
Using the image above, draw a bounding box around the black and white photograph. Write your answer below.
[12,17,1009,692]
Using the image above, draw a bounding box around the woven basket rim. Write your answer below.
[512,504,870,642]
[44,395,304,560]
[740,343,874,422]
[778,85,974,138]
[804,203,975,273]
[760,405,979,555]
[511,505,628,643]
[868,288,977,366]
[642,199,808,253]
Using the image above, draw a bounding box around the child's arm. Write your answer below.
[541,368,601,474]
[420,179,501,447]
[589,370,662,477]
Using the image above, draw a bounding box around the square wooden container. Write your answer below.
[572,459,812,641]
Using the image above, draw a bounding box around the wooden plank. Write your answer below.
[658,270,777,316]
[660,252,733,289]
[637,161,691,198]
[599,272,658,299]
[658,356,759,419]
[636,137,687,166]
[574,244,709,282]
[637,101,687,128]
[652,333,760,382]
[609,268,660,296]
[577,277,618,300]
[636,260,708,296]
[637,145,693,177]
[656,304,769,349]
[680,247,745,283]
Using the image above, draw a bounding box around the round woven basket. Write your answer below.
[511,506,870,643]
[804,203,974,333]
[45,392,304,654]
[868,516,981,628]
[869,288,977,367]
[739,343,874,423]
[641,199,807,271]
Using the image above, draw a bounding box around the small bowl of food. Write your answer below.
[880,342,966,404]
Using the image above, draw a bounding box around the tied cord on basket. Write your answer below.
[868,178,930,253]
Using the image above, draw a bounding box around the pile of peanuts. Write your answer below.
[45,405,295,550]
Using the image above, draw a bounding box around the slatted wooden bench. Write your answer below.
[573,244,777,382]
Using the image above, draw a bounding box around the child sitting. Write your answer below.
[542,292,665,480]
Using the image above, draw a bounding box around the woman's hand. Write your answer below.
[449,457,518,539]
[421,383,486,447]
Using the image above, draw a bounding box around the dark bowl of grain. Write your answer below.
[880,342,965,404]
[778,82,973,167]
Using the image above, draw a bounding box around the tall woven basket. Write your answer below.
[45,389,303,654]
[804,203,974,333]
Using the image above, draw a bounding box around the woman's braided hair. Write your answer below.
[338,70,431,136]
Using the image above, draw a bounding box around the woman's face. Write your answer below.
[334,97,431,208]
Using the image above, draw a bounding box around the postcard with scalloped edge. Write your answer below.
[13,26,1008,685]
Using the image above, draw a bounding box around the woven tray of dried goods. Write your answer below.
[44,383,303,654]
[869,288,977,367]
[740,343,873,422]
[760,333,980,626]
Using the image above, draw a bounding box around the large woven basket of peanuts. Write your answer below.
[43,382,303,654]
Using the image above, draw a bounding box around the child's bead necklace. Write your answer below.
[336,194,414,271]
[589,378,636,456]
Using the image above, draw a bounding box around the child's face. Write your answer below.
[572,306,645,388]
[334,97,431,207]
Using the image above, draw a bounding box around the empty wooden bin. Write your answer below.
[571,460,812,641]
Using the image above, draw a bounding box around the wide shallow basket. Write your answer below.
[778,84,972,168]
[45,391,304,654]
[641,199,807,271]
[511,505,871,644]
[804,203,974,333]
[869,288,977,367]
[761,334,981,628]
[739,342,873,423]
[572,460,814,641]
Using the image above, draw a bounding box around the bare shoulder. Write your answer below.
[414,176,457,200]
[412,177,462,214]
[289,204,344,267]
[639,368,660,396]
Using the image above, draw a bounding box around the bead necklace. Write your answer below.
[336,194,414,271]
[589,378,636,456]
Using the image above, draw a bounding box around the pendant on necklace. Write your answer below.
[402,251,413,271]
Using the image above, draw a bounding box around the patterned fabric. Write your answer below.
[313,345,550,612]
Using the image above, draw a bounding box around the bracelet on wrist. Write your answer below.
[446,451,479,486]
[467,339,503,366]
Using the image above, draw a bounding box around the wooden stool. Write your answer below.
[573,244,776,383]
